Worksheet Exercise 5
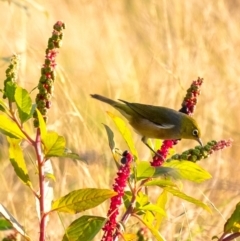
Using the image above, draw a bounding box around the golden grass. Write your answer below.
[0,0,240,240]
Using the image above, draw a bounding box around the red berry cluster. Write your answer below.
[167,139,232,163]
[210,139,232,153]
[179,77,203,115]
[33,21,65,127]
[101,151,133,241]
[151,78,203,167]
[151,140,177,167]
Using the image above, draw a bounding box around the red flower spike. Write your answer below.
[34,22,65,127]
[151,78,203,166]
[101,152,133,241]
[210,139,232,153]
[167,139,232,163]
[180,77,203,115]
[151,140,176,167]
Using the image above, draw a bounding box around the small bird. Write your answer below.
[91,94,202,154]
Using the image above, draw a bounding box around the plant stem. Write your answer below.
[219,232,240,241]
[112,177,143,240]
[34,127,46,241]
[112,188,138,241]
[120,195,135,224]
[10,111,35,145]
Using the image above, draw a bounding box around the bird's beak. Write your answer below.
[197,138,203,146]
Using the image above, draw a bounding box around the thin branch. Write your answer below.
[34,127,46,241]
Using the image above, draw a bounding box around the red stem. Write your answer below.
[112,186,140,241]
[34,128,46,241]
[8,92,46,240]
[219,232,240,241]
[120,196,135,224]
[9,109,35,145]
[112,176,145,240]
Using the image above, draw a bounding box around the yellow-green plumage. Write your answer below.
[91,94,202,151]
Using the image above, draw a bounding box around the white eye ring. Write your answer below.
[192,129,199,137]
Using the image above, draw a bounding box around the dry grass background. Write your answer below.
[0,0,239,240]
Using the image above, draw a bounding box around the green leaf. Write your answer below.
[143,210,155,225]
[154,139,163,152]
[42,131,86,162]
[137,204,166,216]
[136,191,150,207]
[138,216,167,241]
[0,218,12,231]
[153,166,177,177]
[0,99,9,113]
[5,82,17,102]
[136,161,155,180]
[35,108,47,139]
[62,216,106,241]
[163,186,211,212]
[0,114,26,139]
[107,112,138,160]
[51,188,116,214]
[14,87,32,123]
[103,124,115,151]
[43,132,65,157]
[62,149,87,163]
[155,190,168,229]
[44,159,56,181]
[45,172,56,181]
[135,192,166,216]
[0,204,31,241]
[18,103,36,124]
[7,137,32,188]
[224,202,240,233]
[29,104,37,120]
[123,191,132,209]
[163,160,212,183]
[144,179,177,188]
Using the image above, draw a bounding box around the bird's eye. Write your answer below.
[192,129,199,137]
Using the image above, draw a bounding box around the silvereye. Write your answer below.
[91,94,202,154]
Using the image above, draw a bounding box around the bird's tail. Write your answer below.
[90,94,134,120]
[90,94,119,107]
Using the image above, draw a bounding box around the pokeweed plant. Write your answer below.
[0,21,116,241]
[100,78,236,241]
[0,21,238,241]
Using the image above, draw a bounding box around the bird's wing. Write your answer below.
[119,100,176,129]
[154,123,175,129]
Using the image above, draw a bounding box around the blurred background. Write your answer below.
[0,0,239,240]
